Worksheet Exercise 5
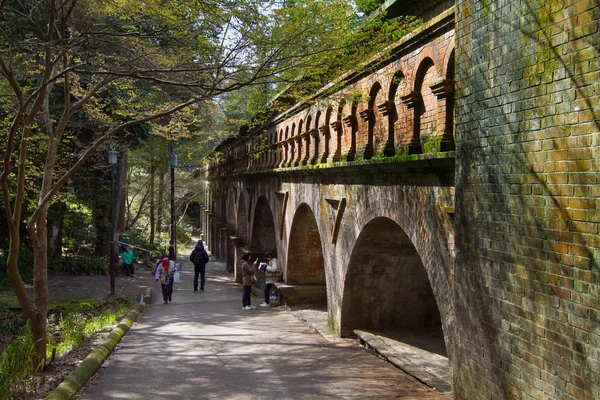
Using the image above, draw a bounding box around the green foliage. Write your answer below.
[0,246,34,286]
[355,0,388,15]
[422,135,443,153]
[47,256,107,276]
[0,325,39,399]
[46,298,132,358]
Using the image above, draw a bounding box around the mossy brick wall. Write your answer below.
[217,7,457,174]
[454,0,600,399]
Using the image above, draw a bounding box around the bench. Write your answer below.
[273,283,327,306]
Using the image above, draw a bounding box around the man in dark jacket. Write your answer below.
[190,240,210,292]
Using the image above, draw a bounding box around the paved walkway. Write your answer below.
[75,250,452,399]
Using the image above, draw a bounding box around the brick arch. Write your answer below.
[340,217,445,351]
[330,103,345,162]
[286,203,326,288]
[348,194,454,350]
[309,110,322,164]
[236,191,248,240]
[282,126,290,167]
[319,106,333,163]
[250,196,276,254]
[408,46,437,87]
[294,120,303,166]
[288,123,296,167]
[440,39,455,79]
[302,114,313,165]
[342,100,358,161]
[367,82,387,158]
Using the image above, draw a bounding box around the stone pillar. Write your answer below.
[358,108,374,159]
[328,120,342,163]
[400,91,422,154]
[308,128,319,164]
[300,131,310,165]
[377,100,396,157]
[279,141,288,168]
[342,114,356,161]
[286,137,295,167]
[318,124,330,163]
[430,78,456,152]
[293,136,303,166]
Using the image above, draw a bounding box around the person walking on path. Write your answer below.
[259,252,282,307]
[241,253,257,310]
[155,254,177,304]
[190,240,210,292]
[122,246,135,277]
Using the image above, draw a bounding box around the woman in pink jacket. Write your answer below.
[155,254,177,304]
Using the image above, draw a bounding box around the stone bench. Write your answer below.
[273,283,327,306]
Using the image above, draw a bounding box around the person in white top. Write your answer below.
[259,252,282,307]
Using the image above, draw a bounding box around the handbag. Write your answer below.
[173,271,180,283]
[250,274,257,284]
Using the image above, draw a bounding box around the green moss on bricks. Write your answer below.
[422,135,442,153]
[44,303,145,400]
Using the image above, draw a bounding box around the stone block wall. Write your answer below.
[454,0,600,398]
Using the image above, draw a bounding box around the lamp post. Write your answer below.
[170,142,178,259]
[107,149,119,296]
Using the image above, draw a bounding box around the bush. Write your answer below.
[0,245,35,288]
[48,255,107,275]
[0,325,40,399]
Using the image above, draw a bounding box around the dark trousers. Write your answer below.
[161,282,173,302]
[194,264,206,290]
[242,285,252,307]
[264,283,274,304]
[124,263,134,276]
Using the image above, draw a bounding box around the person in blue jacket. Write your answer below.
[122,246,135,277]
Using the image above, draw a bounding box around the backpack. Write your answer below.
[191,250,209,265]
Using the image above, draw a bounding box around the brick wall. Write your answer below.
[454,0,600,398]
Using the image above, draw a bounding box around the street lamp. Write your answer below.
[107,150,119,296]
[170,142,177,260]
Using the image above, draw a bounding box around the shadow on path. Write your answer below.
[75,243,451,399]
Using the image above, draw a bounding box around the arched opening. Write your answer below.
[309,111,321,164]
[250,196,276,255]
[387,71,405,156]
[287,203,325,285]
[414,58,436,153]
[331,103,344,162]
[368,82,384,158]
[343,101,358,162]
[285,203,327,306]
[340,217,445,357]
[319,107,332,163]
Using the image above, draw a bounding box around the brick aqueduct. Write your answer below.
[198,1,600,398]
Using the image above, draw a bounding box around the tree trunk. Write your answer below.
[157,170,164,234]
[150,163,156,246]
[28,204,50,368]
[117,150,128,237]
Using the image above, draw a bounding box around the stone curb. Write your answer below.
[44,302,146,400]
